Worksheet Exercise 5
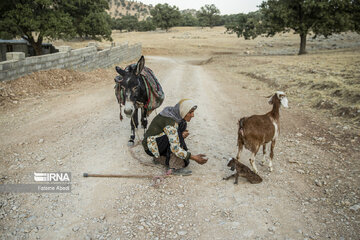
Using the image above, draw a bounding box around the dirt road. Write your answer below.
[0,56,359,239]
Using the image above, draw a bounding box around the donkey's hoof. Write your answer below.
[127,141,134,147]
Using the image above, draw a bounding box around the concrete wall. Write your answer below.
[0,42,142,82]
[0,43,29,61]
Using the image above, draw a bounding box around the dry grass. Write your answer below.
[52,27,360,126]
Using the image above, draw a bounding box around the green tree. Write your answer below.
[226,0,354,55]
[196,4,221,28]
[0,0,75,55]
[150,3,181,31]
[113,15,138,32]
[180,12,199,26]
[225,11,264,40]
[59,0,112,41]
[260,0,353,54]
[350,0,360,32]
[137,19,156,32]
[120,0,126,7]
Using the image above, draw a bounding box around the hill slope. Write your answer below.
[107,0,152,20]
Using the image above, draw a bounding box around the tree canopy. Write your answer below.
[0,0,112,55]
[226,0,357,55]
[59,0,112,41]
[196,4,221,28]
[180,12,199,26]
[349,0,360,32]
[225,11,264,40]
[0,0,75,55]
[150,3,181,31]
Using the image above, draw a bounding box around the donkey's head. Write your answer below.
[115,56,145,117]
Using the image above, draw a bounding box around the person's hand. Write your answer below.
[182,130,189,139]
[191,154,208,165]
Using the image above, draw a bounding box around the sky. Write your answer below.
[137,0,264,15]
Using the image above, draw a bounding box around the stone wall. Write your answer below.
[0,42,142,81]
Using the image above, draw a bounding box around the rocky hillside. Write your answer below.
[107,0,152,20]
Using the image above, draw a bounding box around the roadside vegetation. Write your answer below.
[1,0,359,55]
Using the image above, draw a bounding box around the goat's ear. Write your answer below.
[115,66,126,76]
[268,95,274,105]
[135,56,145,76]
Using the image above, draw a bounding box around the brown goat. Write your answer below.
[223,158,262,184]
[236,91,288,174]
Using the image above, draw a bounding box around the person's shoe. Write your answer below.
[170,168,192,176]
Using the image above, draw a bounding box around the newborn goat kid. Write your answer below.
[223,157,262,184]
[237,91,288,174]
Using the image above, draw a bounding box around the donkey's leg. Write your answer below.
[128,109,139,146]
[141,108,148,129]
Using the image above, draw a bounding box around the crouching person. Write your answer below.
[142,99,208,175]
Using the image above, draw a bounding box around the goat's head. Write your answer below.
[227,157,237,171]
[268,91,288,108]
[114,56,145,117]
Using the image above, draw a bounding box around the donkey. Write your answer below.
[114,56,149,146]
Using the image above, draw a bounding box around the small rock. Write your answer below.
[297,169,305,174]
[315,180,323,187]
[37,157,46,162]
[177,231,187,236]
[177,203,184,208]
[72,226,79,232]
[349,204,360,211]
[38,139,44,144]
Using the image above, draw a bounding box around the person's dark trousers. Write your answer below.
[145,120,189,167]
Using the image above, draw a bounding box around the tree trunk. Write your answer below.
[299,33,307,55]
[26,35,43,56]
[33,41,43,56]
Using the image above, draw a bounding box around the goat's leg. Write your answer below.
[236,141,244,160]
[249,152,259,174]
[269,140,276,172]
[223,173,236,181]
[236,149,242,161]
[260,144,267,166]
[234,173,239,184]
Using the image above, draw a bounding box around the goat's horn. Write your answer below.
[264,94,273,98]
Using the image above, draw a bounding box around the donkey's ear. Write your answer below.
[115,66,126,76]
[135,56,145,76]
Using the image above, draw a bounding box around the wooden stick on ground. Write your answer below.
[83,173,173,179]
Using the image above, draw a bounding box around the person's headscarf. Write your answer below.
[160,99,197,123]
